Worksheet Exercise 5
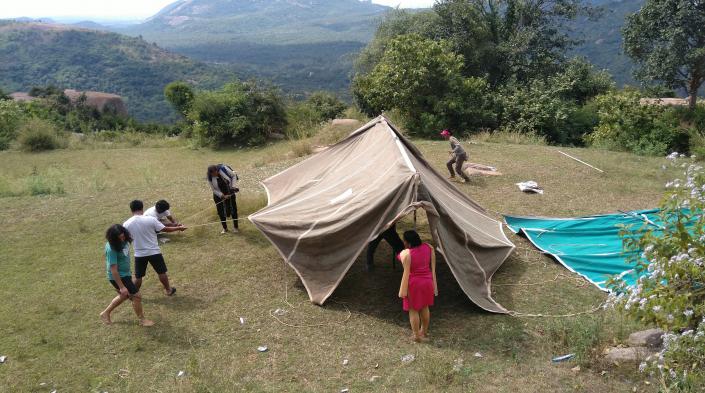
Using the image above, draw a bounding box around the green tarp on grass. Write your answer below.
[504,209,663,291]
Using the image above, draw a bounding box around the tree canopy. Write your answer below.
[623,0,705,108]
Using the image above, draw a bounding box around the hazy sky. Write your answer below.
[0,0,436,19]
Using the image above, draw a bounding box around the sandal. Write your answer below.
[166,287,176,296]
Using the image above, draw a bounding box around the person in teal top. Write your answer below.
[100,224,154,327]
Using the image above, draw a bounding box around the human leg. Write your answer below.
[456,155,470,181]
[420,306,431,338]
[230,196,239,230]
[214,195,228,231]
[408,309,421,342]
[133,257,149,291]
[100,293,127,324]
[129,293,154,327]
[366,236,382,271]
[446,157,457,178]
[148,254,174,295]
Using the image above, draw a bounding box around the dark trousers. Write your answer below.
[367,225,405,267]
[214,193,238,230]
[447,154,470,181]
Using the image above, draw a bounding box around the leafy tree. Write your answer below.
[353,34,495,136]
[164,81,195,117]
[623,0,705,109]
[305,91,346,122]
[0,100,25,150]
[0,88,8,101]
[188,80,286,147]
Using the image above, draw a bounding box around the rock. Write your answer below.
[628,329,664,348]
[473,352,483,358]
[257,346,268,353]
[604,347,654,364]
[342,359,349,366]
[0,355,6,363]
[571,366,581,372]
[401,354,415,363]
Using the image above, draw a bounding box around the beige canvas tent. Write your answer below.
[249,116,515,313]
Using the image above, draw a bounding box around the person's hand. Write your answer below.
[434,288,439,297]
[179,225,188,231]
[119,287,129,298]
[223,194,231,199]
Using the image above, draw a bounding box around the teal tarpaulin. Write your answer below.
[504,209,664,291]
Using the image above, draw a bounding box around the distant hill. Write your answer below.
[571,0,643,87]
[0,21,235,121]
[123,0,391,97]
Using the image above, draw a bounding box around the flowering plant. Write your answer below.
[608,153,705,389]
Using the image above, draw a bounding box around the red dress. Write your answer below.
[402,243,435,311]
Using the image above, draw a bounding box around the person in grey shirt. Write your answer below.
[440,129,470,183]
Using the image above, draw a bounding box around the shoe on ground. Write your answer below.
[232,228,240,234]
[220,229,229,234]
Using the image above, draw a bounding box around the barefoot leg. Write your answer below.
[100,294,127,324]
[408,309,421,342]
[420,306,430,338]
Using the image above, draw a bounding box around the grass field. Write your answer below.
[0,135,680,392]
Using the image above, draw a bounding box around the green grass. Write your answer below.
[0,138,678,392]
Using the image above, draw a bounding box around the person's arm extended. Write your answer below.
[111,264,129,298]
[398,250,411,298]
[160,225,187,233]
[430,244,438,296]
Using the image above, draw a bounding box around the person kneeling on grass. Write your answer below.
[144,200,180,227]
[100,224,154,327]
[123,200,186,296]
[398,230,438,343]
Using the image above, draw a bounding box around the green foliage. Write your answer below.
[188,81,287,147]
[0,87,9,100]
[0,23,234,122]
[0,99,25,150]
[17,118,65,152]
[305,92,346,122]
[164,81,195,117]
[588,90,690,155]
[623,0,705,108]
[609,157,705,389]
[353,34,495,136]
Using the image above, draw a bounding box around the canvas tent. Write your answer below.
[249,116,515,313]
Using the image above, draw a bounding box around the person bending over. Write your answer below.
[100,224,154,327]
[207,164,240,234]
[123,200,186,296]
[145,200,180,227]
[440,129,470,183]
[398,230,438,343]
[366,223,404,272]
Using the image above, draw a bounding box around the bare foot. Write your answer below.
[139,318,155,327]
[410,334,422,343]
[100,312,112,325]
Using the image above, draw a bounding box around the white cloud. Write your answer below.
[0,0,435,20]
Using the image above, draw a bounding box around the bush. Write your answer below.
[17,118,65,152]
[0,100,24,150]
[609,156,705,390]
[306,92,346,122]
[588,90,689,155]
[353,34,496,137]
[189,81,287,148]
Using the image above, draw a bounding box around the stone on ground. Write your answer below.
[627,329,664,348]
[604,347,654,364]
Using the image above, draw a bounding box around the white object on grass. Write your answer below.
[0,355,6,363]
[516,181,544,194]
[177,371,186,377]
[257,346,268,352]
[401,354,415,363]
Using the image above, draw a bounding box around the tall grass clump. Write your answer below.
[17,118,65,152]
[472,130,548,145]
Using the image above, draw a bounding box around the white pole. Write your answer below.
[557,150,605,173]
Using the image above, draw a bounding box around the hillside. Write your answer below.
[0,21,236,122]
[123,0,391,97]
[571,0,643,87]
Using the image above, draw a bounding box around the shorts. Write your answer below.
[109,276,139,295]
[134,253,167,278]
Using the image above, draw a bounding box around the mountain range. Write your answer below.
[0,0,650,122]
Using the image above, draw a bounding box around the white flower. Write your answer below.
[684,309,694,318]
[639,362,647,372]
[652,305,662,312]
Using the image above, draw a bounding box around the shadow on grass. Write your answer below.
[324,244,530,360]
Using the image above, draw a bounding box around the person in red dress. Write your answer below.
[398,230,438,342]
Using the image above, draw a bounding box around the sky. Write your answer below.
[0,0,436,20]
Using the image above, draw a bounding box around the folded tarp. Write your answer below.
[504,209,664,291]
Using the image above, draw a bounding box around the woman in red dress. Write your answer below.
[398,230,438,342]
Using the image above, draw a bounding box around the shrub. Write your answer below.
[165,81,195,117]
[588,90,689,155]
[189,81,287,148]
[306,92,346,122]
[609,155,705,390]
[0,100,24,150]
[352,34,496,137]
[17,118,65,152]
